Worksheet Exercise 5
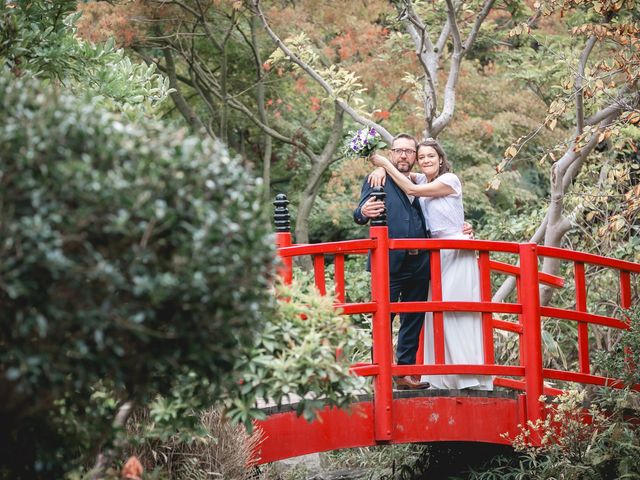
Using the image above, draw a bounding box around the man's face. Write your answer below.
[390,138,417,173]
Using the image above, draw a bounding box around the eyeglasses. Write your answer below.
[391,148,416,156]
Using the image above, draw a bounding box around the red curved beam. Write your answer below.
[538,245,640,273]
[541,306,629,330]
[489,259,565,288]
[253,396,521,465]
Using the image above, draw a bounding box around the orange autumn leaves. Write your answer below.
[121,456,143,480]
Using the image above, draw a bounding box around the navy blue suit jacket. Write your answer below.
[353,176,430,276]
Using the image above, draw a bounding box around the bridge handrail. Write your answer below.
[389,238,520,253]
[277,239,375,257]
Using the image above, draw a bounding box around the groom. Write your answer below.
[353,133,430,390]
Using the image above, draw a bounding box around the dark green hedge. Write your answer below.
[0,72,275,476]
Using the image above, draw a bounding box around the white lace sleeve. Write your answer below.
[434,173,461,196]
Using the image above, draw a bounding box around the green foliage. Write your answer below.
[595,306,640,386]
[1,2,172,119]
[0,72,275,477]
[223,279,370,427]
[69,39,173,120]
[0,0,79,78]
[566,126,640,264]
[500,33,571,105]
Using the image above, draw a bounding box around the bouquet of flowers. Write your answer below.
[343,127,387,159]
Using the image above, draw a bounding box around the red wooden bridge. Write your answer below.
[253,194,640,464]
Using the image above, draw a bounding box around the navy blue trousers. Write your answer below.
[390,255,430,365]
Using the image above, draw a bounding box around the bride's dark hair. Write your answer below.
[419,138,451,179]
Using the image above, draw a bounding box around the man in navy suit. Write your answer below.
[353,133,430,390]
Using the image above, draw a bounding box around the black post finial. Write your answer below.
[370,186,387,226]
[273,193,291,232]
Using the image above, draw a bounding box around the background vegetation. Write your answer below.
[1,0,638,478]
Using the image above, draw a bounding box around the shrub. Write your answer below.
[469,389,640,479]
[224,279,370,427]
[0,72,275,477]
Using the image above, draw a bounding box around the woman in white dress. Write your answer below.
[370,139,493,390]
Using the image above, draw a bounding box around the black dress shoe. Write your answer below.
[394,375,430,390]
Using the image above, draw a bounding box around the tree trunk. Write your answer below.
[294,104,344,269]
[251,15,272,201]
[89,400,135,480]
[294,163,326,245]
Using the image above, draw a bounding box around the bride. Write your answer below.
[370,138,493,390]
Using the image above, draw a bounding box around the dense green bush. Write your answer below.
[0,72,275,477]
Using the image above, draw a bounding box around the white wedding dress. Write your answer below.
[416,173,493,390]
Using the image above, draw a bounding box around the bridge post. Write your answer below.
[519,242,544,439]
[274,194,293,285]
[369,187,393,441]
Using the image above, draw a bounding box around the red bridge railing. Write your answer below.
[271,194,640,444]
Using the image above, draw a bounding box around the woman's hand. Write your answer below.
[367,167,387,187]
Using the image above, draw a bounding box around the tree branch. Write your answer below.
[319,101,345,161]
[575,35,597,134]
[89,400,135,480]
[162,47,209,135]
[398,1,440,133]
[400,0,434,53]
[493,87,636,303]
[444,0,463,52]
[462,0,496,51]
[192,0,223,51]
[585,86,631,125]
[432,51,463,136]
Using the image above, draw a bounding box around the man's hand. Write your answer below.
[369,153,387,167]
[360,196,385,219]
[367,167,387,187]
[462,221,475,239]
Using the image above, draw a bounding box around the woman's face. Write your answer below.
[418,145,440,180]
